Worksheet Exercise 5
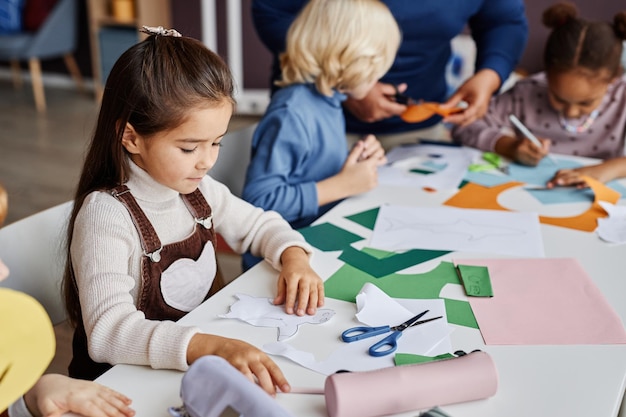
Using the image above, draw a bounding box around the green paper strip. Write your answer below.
[456,264,494,297]
[394,352,455,366]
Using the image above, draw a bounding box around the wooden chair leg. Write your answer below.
[28,58,46,114]
[10,59,22,89]
[63,53,85,94]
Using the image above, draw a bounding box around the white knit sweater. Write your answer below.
[70,161,312,371]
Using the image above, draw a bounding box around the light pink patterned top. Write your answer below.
[452,72,626,159]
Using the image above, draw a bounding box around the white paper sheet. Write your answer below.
[369,204,545,257]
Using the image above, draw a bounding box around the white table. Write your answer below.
[96,168,626,417]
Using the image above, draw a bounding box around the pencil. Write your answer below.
[508,114,557,165]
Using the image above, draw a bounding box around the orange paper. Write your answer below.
[401,102,463,123]
[444,176,618,232]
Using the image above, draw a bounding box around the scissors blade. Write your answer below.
[393,310,429,331]
[409,316,443,328]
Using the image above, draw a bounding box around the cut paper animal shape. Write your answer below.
[219,294,335,341]
[444,176,619,232]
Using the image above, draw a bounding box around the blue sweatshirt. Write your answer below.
[242,84,348,230]
[252,0,528,134]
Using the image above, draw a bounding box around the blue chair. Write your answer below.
[0,0,83,113]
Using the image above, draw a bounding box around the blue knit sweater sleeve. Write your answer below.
[469,0,528,85]
[242,107,319,225]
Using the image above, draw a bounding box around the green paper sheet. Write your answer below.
[324,261,478,329]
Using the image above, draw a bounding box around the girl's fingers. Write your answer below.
[250,363,276,396]
[296,284,310,316]
[306,287,318,315]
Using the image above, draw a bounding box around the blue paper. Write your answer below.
[463,156,626,205]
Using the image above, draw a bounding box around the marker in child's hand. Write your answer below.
[508,114,557,165]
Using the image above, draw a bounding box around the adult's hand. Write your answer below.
[343,82,407,123]
[443,69,501,127]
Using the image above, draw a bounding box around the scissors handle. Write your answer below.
[341,325,391,342]
[368,331,402,357]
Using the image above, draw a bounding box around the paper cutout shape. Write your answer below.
[0,288,55,411]
[219,294,335,341]
[346,208,379,230]
[338,246,449,278]
[298,223,363,252]
[444,176,619,232]
[596,201,626,244]
[457,258,626,345]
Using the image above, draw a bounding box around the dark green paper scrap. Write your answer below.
[409,168,435,175]
[339,246,449,278]
[345,207,379,230]
[298,222,363,252]
[456,264,494,297]
[324,261,478,329]
[394,352,455,366]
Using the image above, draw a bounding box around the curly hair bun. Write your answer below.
[614,11,626,40]
[543,2,578,29]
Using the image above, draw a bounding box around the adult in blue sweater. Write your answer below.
[242,0,400,269]
[252,0,528,141]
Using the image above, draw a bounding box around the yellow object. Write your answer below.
[0,288,55,411]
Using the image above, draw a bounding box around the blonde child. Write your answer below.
[0,184,134,417]
[241,0,400,268]
[62,27,323,394]
[453,3,626,185]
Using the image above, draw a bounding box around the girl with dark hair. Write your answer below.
[61,27,323,394]
[453,3,626,185]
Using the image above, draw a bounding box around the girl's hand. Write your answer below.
[443,69,501,127]
[514,137,551,166]
[24,374,135,417]
[343,82,407,122]
[547,168,588,188]
[547,163,617,188]
[275,246,324,316]
[188,334,290,396]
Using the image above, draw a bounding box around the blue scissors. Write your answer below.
[341,310,443,357]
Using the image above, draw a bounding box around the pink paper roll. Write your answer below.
[324,351,498,417]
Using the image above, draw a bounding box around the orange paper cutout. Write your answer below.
[444,176,619,232]
[401,102,464,123]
